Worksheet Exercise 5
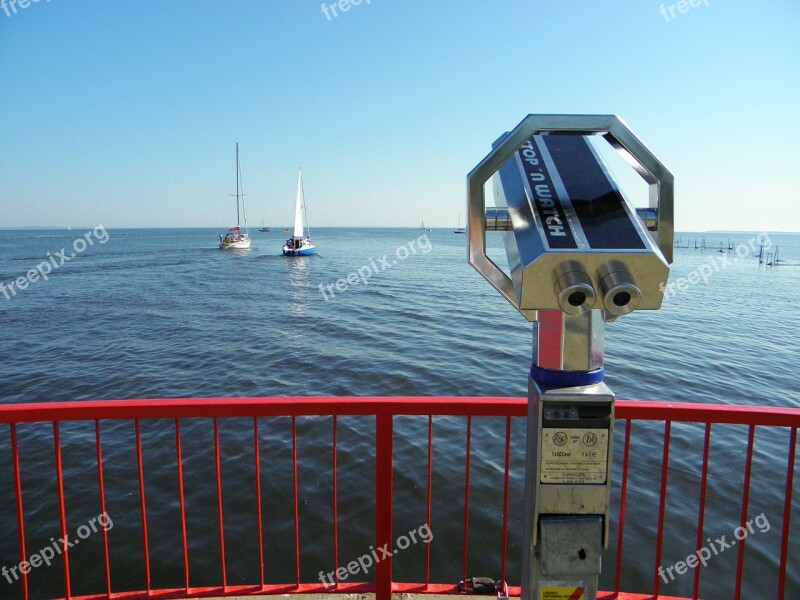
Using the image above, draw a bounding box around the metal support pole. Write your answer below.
[522,311,612,600]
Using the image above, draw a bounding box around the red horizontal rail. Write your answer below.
[1,396,799,426]
[616,400,800,427]
[0,396,527,422]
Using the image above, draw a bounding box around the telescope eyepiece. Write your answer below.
[568,290,588,307]
[612,291,632,307]
[598,263,641,316]
[555,265,597,316]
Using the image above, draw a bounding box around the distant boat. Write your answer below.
[282,168,315,256]
[283,228,290,233]
[219,142,251,250]
[454,214,465,234]
[420,220,431,232]
[259,220,270,232]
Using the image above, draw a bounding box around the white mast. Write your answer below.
[293,168,304,238]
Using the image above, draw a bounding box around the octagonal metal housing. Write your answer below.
[467,114,673,321]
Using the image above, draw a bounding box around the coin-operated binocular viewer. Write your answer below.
[467,115,673,600]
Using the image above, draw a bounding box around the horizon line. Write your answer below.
[2,226,799,235]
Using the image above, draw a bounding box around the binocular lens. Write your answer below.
[595,262,642,317]
[613,291,631,307]
[555,267,596,316]
[601,280,641,316]
[568,291,587,307]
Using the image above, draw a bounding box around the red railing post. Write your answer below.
[175,418,190,594]
[462,416,472,585]
[692,422,712,600]
[613,419,633,595]
[95,420,112,598]
[425,415,433,588]
[253,417,265,589]
[332,415,339,588]
[734,425,756,600]
[500,415,512,583]
[375,414,393,600]
[652,420,672,597]
[134,419,151,594]
[778,427,797,600]
[291,416,300,586]
[53,421,71,600]
[10,423,29,600]
[213,417,227,590]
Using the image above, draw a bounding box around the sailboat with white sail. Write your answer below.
[282,167,315,256]
[219,142,251,249]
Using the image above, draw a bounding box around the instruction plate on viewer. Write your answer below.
[541,428,608,484]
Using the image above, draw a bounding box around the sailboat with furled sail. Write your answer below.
[454,214,465,234]
[282,167,315,256]
[219,142,251,249]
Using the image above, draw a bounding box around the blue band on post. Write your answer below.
[529,364,604,387]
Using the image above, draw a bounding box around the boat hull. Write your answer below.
[219,238,251,249]
[282,245,315,256]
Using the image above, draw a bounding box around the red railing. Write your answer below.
[0,397,797,600]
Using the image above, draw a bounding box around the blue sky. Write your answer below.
[0,0,798,231]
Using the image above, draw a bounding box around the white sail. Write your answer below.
[293,168,304,238]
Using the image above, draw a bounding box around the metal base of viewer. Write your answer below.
[521,377,615,600]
